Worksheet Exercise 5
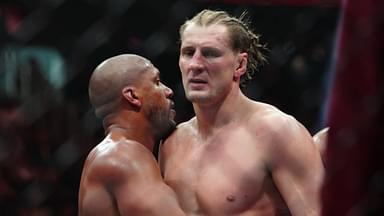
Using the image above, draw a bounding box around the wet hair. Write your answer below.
[179,9,268,88]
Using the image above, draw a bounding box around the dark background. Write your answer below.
[0,0,339,215]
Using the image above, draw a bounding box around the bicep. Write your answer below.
[78,158,133,216]
[112,170,184,216]
[110,158,160,214]
[79,184,114,216]
[270,120,324,216]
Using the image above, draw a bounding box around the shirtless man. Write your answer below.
[160,9,324,216]
[78,54,185,216]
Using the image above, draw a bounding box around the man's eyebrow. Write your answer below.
[153,70,161,80]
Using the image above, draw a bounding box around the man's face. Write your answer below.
[179,23,240,105]
[140,65,176,138]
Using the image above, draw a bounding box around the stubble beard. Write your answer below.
[148,106,176,141]
[185,87,214,104]
[185,85,227,106]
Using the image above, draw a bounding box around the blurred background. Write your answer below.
[0,0,341,215]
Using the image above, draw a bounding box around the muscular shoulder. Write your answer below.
[248,103,315,155]
[248,102,306,140]
[175,117,197,135]
[159,117,196,165]
[162,117,196,149]
[84,139,155,185]
[249,103,320,168]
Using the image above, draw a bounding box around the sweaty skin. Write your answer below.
[160,11,324,216]
[161,102,324,216]
[79,134,184,216]
[78,54,184,216]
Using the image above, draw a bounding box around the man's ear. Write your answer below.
[234,52,248,79]
[122,86,141,107]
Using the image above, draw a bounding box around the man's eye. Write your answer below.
[181,49,194,57]
[202,50,220,58]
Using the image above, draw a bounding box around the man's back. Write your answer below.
[79,135,184,216]
[160,102,323,216]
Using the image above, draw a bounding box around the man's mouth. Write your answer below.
[188,78,208,89]
[189,78,207,84]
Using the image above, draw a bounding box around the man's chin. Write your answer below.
[186,93,211,103]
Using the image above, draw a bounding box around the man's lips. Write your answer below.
[188,78,208,89]
[189,78,207,84]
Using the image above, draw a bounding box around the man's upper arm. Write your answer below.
[108,151,185,216]
[268,116,325,216]
[106,151,164,215]
[79,152,138,216]
[79,184,113,216]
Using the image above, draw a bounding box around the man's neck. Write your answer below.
[193,89,250,138]
[104,115,156,152]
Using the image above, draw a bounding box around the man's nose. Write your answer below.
[164,85,174,98]
[189,52,204,70]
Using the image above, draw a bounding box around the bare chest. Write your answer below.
[163,128,283,215]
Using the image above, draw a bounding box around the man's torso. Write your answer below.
[162,115,291,216]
